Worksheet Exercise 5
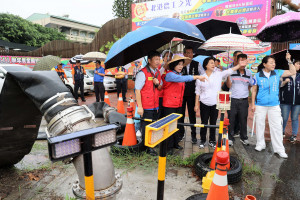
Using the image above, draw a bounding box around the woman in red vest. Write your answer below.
[163,55,207,155]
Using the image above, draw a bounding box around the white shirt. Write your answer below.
[195,69,233,106]
[263,70,271,79]
[186,62,205,75]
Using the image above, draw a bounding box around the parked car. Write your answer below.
[86,69,117,91]
[63,69,93,94]
[0,64,32,91]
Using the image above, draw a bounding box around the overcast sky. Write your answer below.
[0,0,115,27]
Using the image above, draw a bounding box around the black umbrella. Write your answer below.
[257,49,300,71]
[182,19,241,55]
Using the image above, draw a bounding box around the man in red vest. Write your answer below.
[135,51,162,156]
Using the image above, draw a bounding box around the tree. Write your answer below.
[0,13,67,47]
[100,34,123,54]
[112,0,134,18]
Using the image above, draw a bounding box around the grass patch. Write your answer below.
[65,194,77,200]
[110,148,201,174]
[31,141,48,152]
[243,163,263,177]
[242,162,263,191]
[270,173,283,183]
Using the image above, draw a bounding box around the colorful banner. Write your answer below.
[132,0,272,36]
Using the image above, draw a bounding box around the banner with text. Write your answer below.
[132,0,271,36]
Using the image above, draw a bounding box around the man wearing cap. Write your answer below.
[94,60,105,102]
[55,63,69,84]
[72,60,86,102]
[115,66,128,102]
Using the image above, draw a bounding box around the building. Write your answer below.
[27,13,101,44]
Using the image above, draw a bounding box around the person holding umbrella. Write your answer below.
[195,57,246,149]
[94,60,105,102]
[72,60,86,102]
[55,63,69,84]
[251,53,296,158]
[135,51,162,156]
[280,59,300,142]
[163,55,207,155]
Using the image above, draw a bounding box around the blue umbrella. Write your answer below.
[105,26,205,69]
[292,45,300,50]
[144,17,206,42]
[193,55,209,65]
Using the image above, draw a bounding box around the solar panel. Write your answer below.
[149,114,181,128]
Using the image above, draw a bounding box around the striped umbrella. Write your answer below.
[200,33,262,52]
[33,55,61,71]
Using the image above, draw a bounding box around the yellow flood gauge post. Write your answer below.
[145,113,182,200]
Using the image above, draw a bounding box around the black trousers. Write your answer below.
[74,80,85,100]
[158,97,164,119]
[94,82,105,102]
[164,107,181,150]
[141,110,158,147]
[179,95,196,139]
[199,102,218,142]
[228,98,249,141]
[116,79,127,101]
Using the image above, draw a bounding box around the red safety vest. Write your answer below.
[140,67,161,109]
[163,71,185,108]
[158,69,167,98]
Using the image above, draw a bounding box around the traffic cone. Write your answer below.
[245,195,256,200]
[206,151,229,200]
[210,134,221,170]
[224,118,230,170]
[130,95,135,113]
[117,93,125,114]
[122,106,137,146]
[104,91,110,106]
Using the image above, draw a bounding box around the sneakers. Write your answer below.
[255,146,265,152]
[199,141,206,149]
[208,141,216,149]
[289,135,297,143]
[240,139,249,146]
[233,133,240,138]
[283,132,286,138]
[228,140,233,146]
[276,152,288,159]
[191,137,197,144]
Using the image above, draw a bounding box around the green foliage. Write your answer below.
[100,34,123,54]
[110,148,202,173]
[112,0,134,18]
[0,13,66,47]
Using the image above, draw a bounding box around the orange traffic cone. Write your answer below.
[245,195,256,200]
[206,151,229,200]
[224,118,230,170]
[210,135,221,169]
[122,106,137,146]
[117,93,125,114]
[104,91,110,106]
[130,95,135,113]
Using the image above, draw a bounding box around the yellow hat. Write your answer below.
[167,55,191,67]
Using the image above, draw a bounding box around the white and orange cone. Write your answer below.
[130,95,135,113]
[104,91,110,106]
[117,93,125,114]
[206,151,229,200]
[122,106,137,146]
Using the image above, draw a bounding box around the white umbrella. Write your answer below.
[69,54,92,64]
[82,52,107,62]
[199,33,262,52]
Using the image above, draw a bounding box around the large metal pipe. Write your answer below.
[4,71,124,199]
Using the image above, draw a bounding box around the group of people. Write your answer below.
[134,46,299,158]
[55,59,106,103]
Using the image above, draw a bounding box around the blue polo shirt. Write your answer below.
[94,67,105,82]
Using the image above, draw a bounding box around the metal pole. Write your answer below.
[157,140,167,200]
[217,112,225,152]
[82,137,95,200]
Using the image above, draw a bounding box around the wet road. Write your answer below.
[245,142,300,200]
